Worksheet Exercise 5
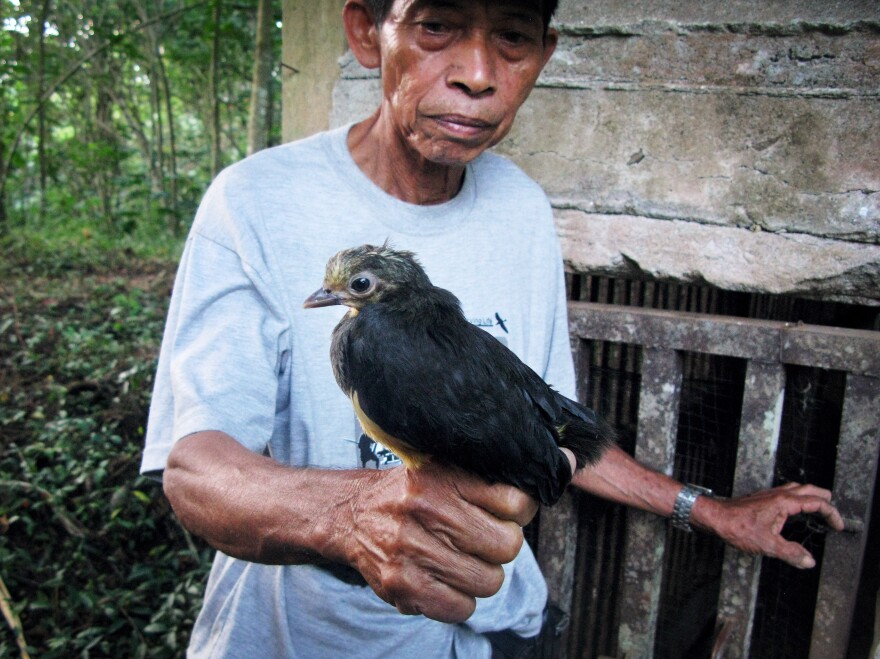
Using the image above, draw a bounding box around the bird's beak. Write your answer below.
[303,287,342,309]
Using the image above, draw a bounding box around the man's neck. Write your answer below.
[347,112,466,206]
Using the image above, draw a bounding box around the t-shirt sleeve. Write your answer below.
[535,213,577,401]
[141,176,289,475]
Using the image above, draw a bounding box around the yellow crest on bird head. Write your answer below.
[324,241,428,289]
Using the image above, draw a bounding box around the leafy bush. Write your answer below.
[0,240,211,657]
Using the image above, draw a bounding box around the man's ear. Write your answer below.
[541,27,558,69]
[343,0,381,70]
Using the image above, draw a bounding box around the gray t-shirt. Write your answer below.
[142,125,578,658]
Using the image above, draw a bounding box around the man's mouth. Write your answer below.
[430,114,496,137]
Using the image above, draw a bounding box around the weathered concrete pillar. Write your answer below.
[281,0,347,142]
[503,1,880,306]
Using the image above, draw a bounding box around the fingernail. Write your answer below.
[801,556,816,569]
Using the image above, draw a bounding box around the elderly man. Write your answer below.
[142,1,843,656]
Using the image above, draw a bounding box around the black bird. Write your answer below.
[303,243,615,505]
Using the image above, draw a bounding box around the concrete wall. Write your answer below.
[289,0,880,306]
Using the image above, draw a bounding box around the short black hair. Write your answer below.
[362,0,559,32]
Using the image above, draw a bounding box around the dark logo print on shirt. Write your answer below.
[469,312,509,334]
[356,434,402,470]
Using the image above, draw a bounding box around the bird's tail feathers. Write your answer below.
[557,406,617,471]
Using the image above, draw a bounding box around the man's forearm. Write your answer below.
[571,443,844,569]
[571,444,682,518]
[162,429,538,622]
[163,430,372,565]
[569,445,714,531]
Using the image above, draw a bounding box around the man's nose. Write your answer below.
[448,32,496,97]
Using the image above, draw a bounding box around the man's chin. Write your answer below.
[415,135,501,168]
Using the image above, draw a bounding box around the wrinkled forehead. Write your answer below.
[395,0,547,23]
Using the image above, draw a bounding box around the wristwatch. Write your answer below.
[671,483,713,532]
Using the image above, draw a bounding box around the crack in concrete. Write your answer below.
[552,201,878,245]
[535,78,879,99]
[555,20,880,39]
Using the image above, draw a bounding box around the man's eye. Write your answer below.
[419,21,449,35]
[500,31,528,45]
[350,277,372,293]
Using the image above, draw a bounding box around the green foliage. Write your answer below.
[0,241,212,657]
[0,1,283,651]
[0,0,283,236]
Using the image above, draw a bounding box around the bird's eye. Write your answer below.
[349,276,372,294]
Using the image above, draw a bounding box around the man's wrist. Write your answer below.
[670,483,714,532]
[308,468,382,568]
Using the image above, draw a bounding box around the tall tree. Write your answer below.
[246,0,274,156]
[209,0,223,177]
[37,0,52,219]
[0,0,10,227]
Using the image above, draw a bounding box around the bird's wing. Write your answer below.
[342,305,572,502]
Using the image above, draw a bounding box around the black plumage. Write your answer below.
[303,243,615,506]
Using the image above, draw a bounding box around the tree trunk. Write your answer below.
[95,84,117,227]
[157,51,180,233]
[209,0,223,177]
[0,0,5,227]
[37,0,52,220]
[0,133,7,229]
[107,83,161,209]
[149,49,165,190]
[246,0,274,156]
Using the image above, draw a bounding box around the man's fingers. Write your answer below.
[372,547,501,622]
[780,481,834,502]
[561,448,577,476]
[394,514,509,595]
[350,463,527,623]
[776,486,845,531]
[795,496,845,531]
[762,486,843,567]
[455,477,538,528]
[394,578,477,623]
[770,537,817,570]
[429,556,506,599]
[405,467,528,563]
[444,516,524,565]
[711,482,845,570]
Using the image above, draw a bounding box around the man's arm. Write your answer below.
[163,430,538,623]
[572,444,844,569]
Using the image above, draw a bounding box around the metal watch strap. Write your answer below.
[671,483,713,532]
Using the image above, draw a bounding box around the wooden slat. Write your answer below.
[536,337,588,657]
[568,302,880,376]
[781,324,880,377]
[716,361,786,657]
[538,490,579,615]
[810,373,880,658]
[568,302,780,362]
[536,337,592,613]
[565,302,880,656]
[618,347,682,657]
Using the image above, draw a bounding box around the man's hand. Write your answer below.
[572,445,844,569]
[691,482,845,569]
[335,462,538,624]
[165,432,538,624]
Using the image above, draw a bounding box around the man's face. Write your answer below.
[376,0,556,166]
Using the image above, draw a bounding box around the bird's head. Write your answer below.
[303,243,432,312]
